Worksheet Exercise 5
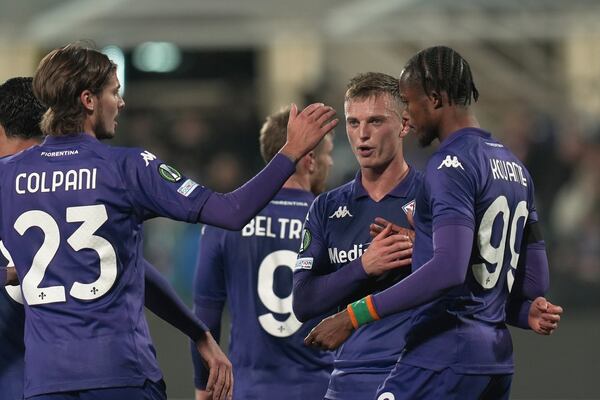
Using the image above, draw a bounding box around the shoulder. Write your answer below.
[310,179,354,216]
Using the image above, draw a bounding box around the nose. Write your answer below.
[358,123,370,140]
[118,97,125,109]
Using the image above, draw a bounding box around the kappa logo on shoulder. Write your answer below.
[329,205,353,219]
[140,150,157,167]
[437,155,464,170]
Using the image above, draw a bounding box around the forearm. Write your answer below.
[144,261,208,341]
[192,304,224,390]
[511,242,549,299]
[372,224,473,318]
[199,153,295,230]
[292,258,370,322]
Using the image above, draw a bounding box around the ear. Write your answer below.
[80,89,96,112]
[304,151,316,173]
[430,91,443,110]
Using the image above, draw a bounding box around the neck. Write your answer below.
[0,137,42,158]
[282,173,310,192]
[361,153,409,202]
[438,106,480,143]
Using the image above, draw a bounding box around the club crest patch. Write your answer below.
[158,164,182,183]
[299,228,312,253]
[402,199,415,215]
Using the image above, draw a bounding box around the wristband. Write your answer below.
[347,295,380,329]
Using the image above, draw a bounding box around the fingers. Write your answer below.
[546,302,564,315]
[370,224,383,239]
[289,103,298,120]
[299,102,325,117]
[212,365,226,400]
[205,363,217,396]
[373,223,393,242]
[226,369,234,400]
[316,107,337,125]
[319,118,339,135]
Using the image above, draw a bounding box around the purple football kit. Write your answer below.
[373,128,543,399]
[293,168,421,400]
[191,188,333,399]
[0,132,296,398]
[0,266,25,400]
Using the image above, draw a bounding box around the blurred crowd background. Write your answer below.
[1,1,598,398]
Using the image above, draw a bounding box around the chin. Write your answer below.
[96,130,116,140]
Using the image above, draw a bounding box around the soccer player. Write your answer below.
[0,42,336,400]
[0,77,230,400]
[191,106,335,399]
[292,72,418,400]
[305,46,562,400]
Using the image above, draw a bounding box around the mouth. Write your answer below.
[357,145,374,157]
[401,118,412,135]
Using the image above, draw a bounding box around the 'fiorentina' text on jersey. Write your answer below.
[0,133,212,397]
[192,188,332,399]
[408,128,538,374]
[297,169,421,400]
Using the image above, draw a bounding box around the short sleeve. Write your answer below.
[426,152,477,231]
[121,148,213,223]
[294,195,332,275]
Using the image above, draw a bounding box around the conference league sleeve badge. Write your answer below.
[158,163,182,183]
[299,228,312,253]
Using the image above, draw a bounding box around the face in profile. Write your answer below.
[92,73,125,140]
[310,135,334,195]
[344,93,404,171]
[398,73,440,148]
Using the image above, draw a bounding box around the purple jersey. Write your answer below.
[406,128,537,374]
[0,133,212,397]
[192,188,333,399]
[298,169,421,400]
[0,243,25,400]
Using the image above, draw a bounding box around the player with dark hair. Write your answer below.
[293,72,418,400]
[191,106,334,399]
[305,46,562,400]
[0,77,248,400]
[0,42,336,400]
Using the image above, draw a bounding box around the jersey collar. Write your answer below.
[439,127,491,150]
[352,166,416,200]
[42,132,99,146]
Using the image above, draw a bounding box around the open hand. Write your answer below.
[281,103,338,162]
[196,331,233,400]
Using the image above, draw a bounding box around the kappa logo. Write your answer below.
[329,206,353,219]
[140,150,157,167]
[437,155,464,170]
[402,200,415,216]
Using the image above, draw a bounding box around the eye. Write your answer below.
[347,120,359,128]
